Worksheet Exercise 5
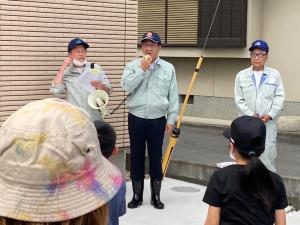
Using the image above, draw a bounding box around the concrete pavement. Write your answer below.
[120,178,300,225]
[121,178,207,225]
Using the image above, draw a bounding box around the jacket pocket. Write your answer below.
[263,82,277,100]
[240,79,255,97]
[157,74,172,97]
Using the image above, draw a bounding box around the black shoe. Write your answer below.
[150,179,164,209]
[128,193,143,208]
[128,180,144,209]
[151,194,164,209]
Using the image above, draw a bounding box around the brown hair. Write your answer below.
[0,204,108,225]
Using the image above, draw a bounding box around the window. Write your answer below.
[167,0,198,45]
[138,0,167,44]
[199,0,247,47]
[138,0,247,47]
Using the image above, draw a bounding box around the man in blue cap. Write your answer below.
[50,38,111,121]
[234,39,285,172]
[121,31,179,209]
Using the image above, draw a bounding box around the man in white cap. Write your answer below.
[234,39,285,172]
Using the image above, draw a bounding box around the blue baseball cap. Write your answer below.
[249,40,269,53]
[68,38,89,52]
[141,31,161,45]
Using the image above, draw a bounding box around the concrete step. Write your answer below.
[181,115,300,136]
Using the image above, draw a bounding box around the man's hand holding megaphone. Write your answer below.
[91,80,110,94]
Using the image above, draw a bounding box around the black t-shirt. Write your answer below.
[203,165,288,225]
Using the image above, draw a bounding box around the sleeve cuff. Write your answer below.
[167,114,177,125]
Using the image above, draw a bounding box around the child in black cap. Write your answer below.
[94,120,126,225]
[203,116,288,225]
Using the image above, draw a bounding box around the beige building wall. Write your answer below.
[0,0,138,148]
[167,57,250,97]
[262,0,300,102]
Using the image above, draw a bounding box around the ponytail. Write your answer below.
[240,152,275,209]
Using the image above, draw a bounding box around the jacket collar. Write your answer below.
[250,65,269,76]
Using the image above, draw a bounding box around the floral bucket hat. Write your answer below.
[0,98,122,222]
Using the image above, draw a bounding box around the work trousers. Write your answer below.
[128,113,166,181]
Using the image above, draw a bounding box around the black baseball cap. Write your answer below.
[223,116,266,156]
[67,38,89,52]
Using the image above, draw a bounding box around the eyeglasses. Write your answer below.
[250,52,267,59]
[72,49,87,54]
[141,44,158,49]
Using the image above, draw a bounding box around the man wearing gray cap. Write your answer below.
[121,31,179,209]
[234,39,285,172]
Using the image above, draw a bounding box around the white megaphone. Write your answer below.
[88,90,110,118]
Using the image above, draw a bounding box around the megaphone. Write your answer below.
[88,90,110,118]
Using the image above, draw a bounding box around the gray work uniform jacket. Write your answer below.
[50,63,111,121]
[121,57,179,125]
[234,65,285,172]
